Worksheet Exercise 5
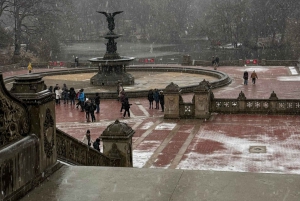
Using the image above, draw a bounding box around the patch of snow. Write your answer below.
[155,123,176,130]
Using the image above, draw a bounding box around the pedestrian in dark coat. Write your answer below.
[62,83,69,104]
[159,91,164,112]
[119,89,126,112]
[243,71,249,85]
[93,138,100,152]
[69,87,76,105]
[153,89,160,109]
[94,93,100,113]
[84,99,91,122]
[90,100,96,122]
[148,89,154,109]
[123,97,132,118]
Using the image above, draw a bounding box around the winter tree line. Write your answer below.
[0,0,299,62]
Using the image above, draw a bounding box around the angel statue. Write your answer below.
[97,11,123,32]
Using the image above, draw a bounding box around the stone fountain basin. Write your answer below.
[89,57,135,65]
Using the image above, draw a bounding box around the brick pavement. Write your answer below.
[5,65,300,174]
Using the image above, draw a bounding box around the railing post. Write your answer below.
[164,82,181,119]
[269,91,278,113]
[100,119,135,167]
[193,79,212,119]
[237,91,246,111]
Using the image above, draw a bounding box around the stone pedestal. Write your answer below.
[100,119,135,167]
[193,80,212,119]
[164,82,181,119]
[10,74,56,172]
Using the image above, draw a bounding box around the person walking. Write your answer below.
[117,82,123,101]
[28,62,32,73]
[159,91,164,112]
[94,93,100,113]
[62,83,69,104]
[119,89,126,112]
[251,70,258,84]
[82,130,93,146]
[243,71,249,85]
[78,89,85,111]
[75,57,79,67]
[76,89,81,108]
[69,87,76,105]
[55,87,62,105]
[123,97,132,118]
[93,138,101,152]
[154,89,160,109]
[90,100,96,122]
[84,98,91,122]
[215,56,219,66]
[148,89,154,109]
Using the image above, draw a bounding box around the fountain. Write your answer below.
[89,11,135,86]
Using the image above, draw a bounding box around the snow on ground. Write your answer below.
[177,129,300,174]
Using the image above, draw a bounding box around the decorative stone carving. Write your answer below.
[195,96,209,112]
[195,79,211,92]
[164,82,181,94]
[43,108,54,158]
[237,91,246,100]
[0,72,30,149]
[269,91,278,100]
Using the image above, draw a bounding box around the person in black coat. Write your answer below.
[159,91,164,112]
[123,97,132,118]
[93,138,100,152]
[84,99,91,122]
[90,100,96,122]
[94,93,100,113]
[69,87,76,105]
[148,89,154,109]
[243,71,249,85]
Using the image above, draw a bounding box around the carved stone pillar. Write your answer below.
[193,80,212,119]
[100,119,135,167]
[10,74,56,172]
[164,82,181,119]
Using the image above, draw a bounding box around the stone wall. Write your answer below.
[191,59,298,67]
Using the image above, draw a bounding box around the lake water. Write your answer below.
[56,40,296,64]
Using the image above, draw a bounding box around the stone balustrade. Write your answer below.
[56,129,117,166]
[167,89,300,119]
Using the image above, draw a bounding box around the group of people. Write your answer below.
[81,130,101,152]
[50,84,100,122]
[147,89,164,112]
[243,70,258,85]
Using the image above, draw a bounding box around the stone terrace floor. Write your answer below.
[4,65,300,174]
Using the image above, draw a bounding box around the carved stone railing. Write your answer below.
[179,102,195,118]
[211,98,300,114]
[167,90,300,119]
[56,129,119,166]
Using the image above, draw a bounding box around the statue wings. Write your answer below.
[97,11,123,17]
